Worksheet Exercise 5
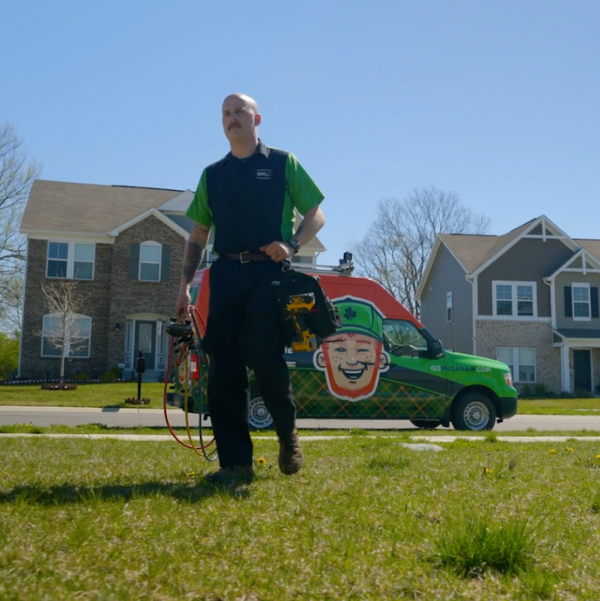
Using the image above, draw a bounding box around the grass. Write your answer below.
[2,436,600,599]
[518,397,600,415]
[0,383,168,409]
[3,382,600,416]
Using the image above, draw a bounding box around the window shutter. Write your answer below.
[564,286,572,317]
[592,287,599,319]
[161,244,171,282]
[130,243,140,280]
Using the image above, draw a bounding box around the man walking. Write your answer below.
[176,93,325,483]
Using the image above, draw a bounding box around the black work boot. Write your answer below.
[205,465,255,484]
[278,429,303,475]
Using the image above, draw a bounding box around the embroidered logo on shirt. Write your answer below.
[256,169,272,180]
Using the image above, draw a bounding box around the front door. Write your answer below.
[573,349,592,394]
[135,321,156,371]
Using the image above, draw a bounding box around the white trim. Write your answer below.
[572,282,591,321]
[46,241,95,280]
[477,315,551,323]
[496,346,536,383]
[107,208,189,238]
[561,344,571,392]
[41,313,92,358]
[139,241,162,282]
[446,291,453,323]
[24,231,114,244]
[545,248,600,281]
[471,215,580,278]
[470,274,478,355]
[492,280,538,318]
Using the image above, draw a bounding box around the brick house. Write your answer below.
[416,215,600,395]
[19,180,325,381]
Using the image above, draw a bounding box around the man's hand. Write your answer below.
[260,241,293,262]
[176,285,191,318]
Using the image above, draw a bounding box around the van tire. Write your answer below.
[451,392,496,431]
[410,419,441,429]
[248,391,274,430]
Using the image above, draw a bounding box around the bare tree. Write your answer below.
[39,281,90,384]
[0,122,41,333]
[353,187,490,319]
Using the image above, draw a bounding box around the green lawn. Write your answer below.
[2,436,600,599]
[0,383,167,409]
[2,383,600,416]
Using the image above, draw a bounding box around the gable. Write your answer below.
[21,180,183,236]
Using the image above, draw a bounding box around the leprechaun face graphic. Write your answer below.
[314,297,389,401]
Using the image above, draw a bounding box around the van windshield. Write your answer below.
[383,320,428,354]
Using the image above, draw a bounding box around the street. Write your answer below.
[2,406,600,432]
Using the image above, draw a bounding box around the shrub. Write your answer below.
[73,373,90,381]
[100,367,122,381]
[0,332,19,380]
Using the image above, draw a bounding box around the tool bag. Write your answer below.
[273,268,342,347]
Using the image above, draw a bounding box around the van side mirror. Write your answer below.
[430,339,445,359]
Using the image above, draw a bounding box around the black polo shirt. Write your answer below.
[187,140,324,254]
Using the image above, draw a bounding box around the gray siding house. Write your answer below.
[19,179,325,381]
[417,216,600,395]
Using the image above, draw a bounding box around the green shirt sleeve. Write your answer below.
[186,169,212,227]
[285,153,325,215]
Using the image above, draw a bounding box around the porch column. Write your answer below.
[561,344,571,393]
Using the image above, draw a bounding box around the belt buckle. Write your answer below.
[239,251,251,264]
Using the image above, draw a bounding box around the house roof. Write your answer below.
[576,239,600,262]
[21,180,183,235]
[438,218,538,274]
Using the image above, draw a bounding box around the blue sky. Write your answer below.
[4,0,599,264]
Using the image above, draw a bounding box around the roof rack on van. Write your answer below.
[294,252,355,277]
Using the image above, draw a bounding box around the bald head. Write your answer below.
[221,93,261,154]
[222,93,259,115]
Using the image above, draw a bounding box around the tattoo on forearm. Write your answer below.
[183,242,204,283]
[295,224,304,239]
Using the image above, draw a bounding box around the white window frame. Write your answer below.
[46,242,95,280]
[446,292,453,322]
[496,346,536,383]
[572,282,591,321]
[492,281,537,318]
[139,241,162,282]
[41,313,92,358]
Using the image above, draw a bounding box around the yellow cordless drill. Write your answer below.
[286,292,318,352]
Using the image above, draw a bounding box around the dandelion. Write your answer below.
[595,455,600,460]
[187,471,195,477]
[256,457,266,466]
[567,448,574,453]
[549,449,555,454]
[484,468,492,475]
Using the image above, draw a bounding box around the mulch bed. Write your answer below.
[124,398,151,405]
[41,383,78,391]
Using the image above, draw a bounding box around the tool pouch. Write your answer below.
[273,269,342,347]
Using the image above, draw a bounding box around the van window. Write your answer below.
[382,320,428,353]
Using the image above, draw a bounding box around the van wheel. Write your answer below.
[410,420,441,429]
[248,392,274,430]
[451,392,496,431]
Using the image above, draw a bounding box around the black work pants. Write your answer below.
[201,258,296,468]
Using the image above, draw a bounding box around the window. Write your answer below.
[47,242,94,280]
[446,292,453,322]
[382,320,428,353]
[42,313,92,358]
[572,283,590,320]
[493,281,536,317]
[139,242,161,281]
[497,347,535,383]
